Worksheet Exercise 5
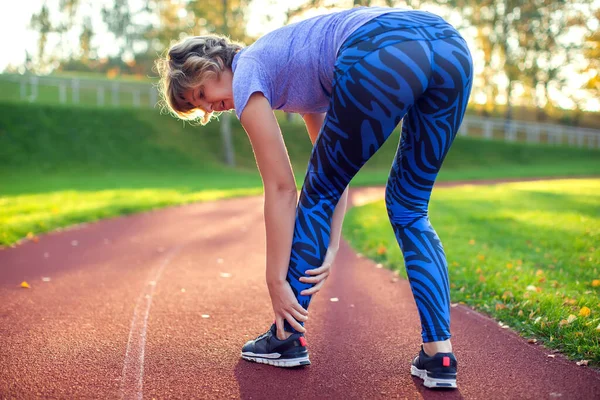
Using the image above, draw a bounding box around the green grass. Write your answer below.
[342,179,600,366]
[0,100,599,246]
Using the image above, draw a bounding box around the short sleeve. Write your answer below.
[232,57,272,120]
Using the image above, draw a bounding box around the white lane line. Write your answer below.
[119,243,186,400]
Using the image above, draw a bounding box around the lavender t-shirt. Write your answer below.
[231,6,409,119]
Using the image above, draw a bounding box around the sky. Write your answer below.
[3,1,598,110]
[1,3,40,71]
[1,0,305,71]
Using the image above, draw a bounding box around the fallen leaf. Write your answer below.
[41,277,51,282]
[567,314,577,324]
[495,303,507,311]
[201,314,210,318]
[220,272,232,278]
[576,360,589,366]
[375,263,383,269]
[506,263,513,269]
[502,291,514,299]
[526,285,537,292]
[579,307,591,317]
[477,254,485,261]
[377,245,387,255]
[528,338,537,343]
[563,298,577,306]
[592,280,600,287]
[20,281,30,289]
[468,239,475,245]
[547,354,556,358]
[330,297,339,302]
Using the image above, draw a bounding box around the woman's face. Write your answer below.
[180,68,234,114]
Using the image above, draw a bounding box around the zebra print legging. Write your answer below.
[284,11,474,343]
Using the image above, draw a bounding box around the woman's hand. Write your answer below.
[299,246,338,296]
[267,279,309,338]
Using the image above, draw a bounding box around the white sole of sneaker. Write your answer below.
[410,365,457,389]
[241,352,311,368]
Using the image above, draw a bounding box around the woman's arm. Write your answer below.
[241,93,298,284]
[302,113,348,252]
[240,93,308,332]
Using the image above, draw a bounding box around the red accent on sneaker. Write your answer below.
[299,337,307,346]
[442,356,451,367]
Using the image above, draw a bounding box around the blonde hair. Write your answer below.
[154,35,242,125]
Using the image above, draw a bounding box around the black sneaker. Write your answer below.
[240,323,311,368]
[410,344,458,389]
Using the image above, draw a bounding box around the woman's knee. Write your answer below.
[384,193,429,228]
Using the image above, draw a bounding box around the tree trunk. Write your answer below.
[505,80,513,121]
[220,0,235,167]
[220,112,235,167]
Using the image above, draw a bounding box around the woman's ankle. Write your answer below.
[423,339,452,356]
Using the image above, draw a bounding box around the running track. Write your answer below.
[1,178,599,399]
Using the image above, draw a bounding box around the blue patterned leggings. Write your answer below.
[284,11,474,343]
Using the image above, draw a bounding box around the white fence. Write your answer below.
[459,116,600,149]
[2,73,158,108]
[2,73,600,149]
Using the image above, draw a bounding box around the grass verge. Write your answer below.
[342,178,600,367]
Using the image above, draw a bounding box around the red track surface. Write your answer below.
[1,178,599,399]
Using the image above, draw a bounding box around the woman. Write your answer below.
[156,5,472,390]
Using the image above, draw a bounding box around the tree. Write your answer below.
[102,0,143,63]
[30,3,52,72]
[582,8,600,110]
[79,16,94,63]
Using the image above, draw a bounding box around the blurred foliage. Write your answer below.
[9,0,600,122]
